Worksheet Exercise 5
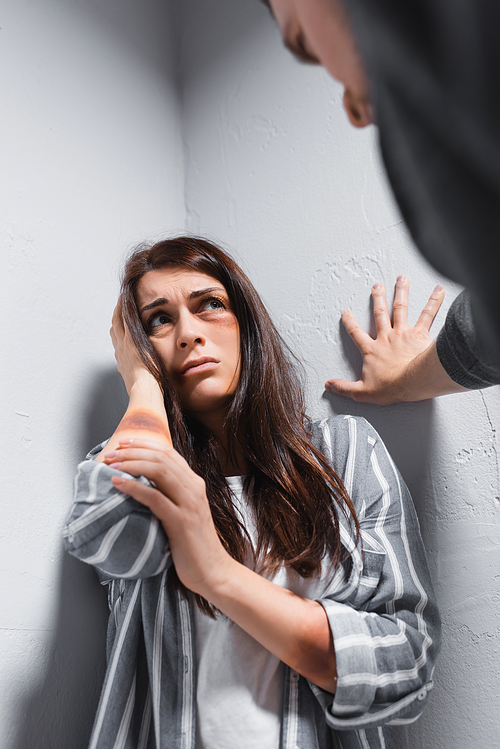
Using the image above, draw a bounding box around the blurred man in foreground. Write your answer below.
[264,0,500,403]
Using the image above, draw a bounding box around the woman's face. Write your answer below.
[136,267,241,423]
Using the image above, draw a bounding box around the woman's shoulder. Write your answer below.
[310,413,380,446]
[309,415,381,477]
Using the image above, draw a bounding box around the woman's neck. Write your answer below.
[222,453,248,477]
[193,409,248,477]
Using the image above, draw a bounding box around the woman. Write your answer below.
[64,237,440,749]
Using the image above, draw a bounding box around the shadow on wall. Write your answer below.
[11,368,128,749]
[79,367,129,457]
[11,556,108,749]
[177,0,273,85]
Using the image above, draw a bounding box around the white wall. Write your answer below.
[0,1,184,746]
[2,1,499,747]
[178,1,500,747]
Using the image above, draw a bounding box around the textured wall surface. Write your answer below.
[2,0,499,747]
[178,1,500,747]
[0,1,184,746]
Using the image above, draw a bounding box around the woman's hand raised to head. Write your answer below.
[105,437,232,595]
[111,300,156,397]
[95,302,171,461]
[325,276,465,404]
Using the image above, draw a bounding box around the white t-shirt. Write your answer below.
[194,476,341,749]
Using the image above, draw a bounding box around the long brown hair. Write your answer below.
[121,237,359,614]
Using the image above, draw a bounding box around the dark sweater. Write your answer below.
[343,0,500,387]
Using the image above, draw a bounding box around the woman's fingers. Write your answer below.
[112,459,188,501]
[109,298,159,395]
[415,285,445,331]
[111,301,125,334]
[111,474,178,521]
[104,446,167,467]
[111,299,137,352]
[104,440,202,505]
[110,304,126,357]
[118,436,172,452]
[116,437,190,469]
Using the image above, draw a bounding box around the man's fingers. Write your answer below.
[341,310,372,352]
[371,284,392,334]
[325,378,369,402]
[391,275,409,328]
[415,285,445,331]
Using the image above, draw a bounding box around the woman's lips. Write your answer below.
[181,359,219,377]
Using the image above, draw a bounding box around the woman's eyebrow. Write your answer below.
[189,286,226,300]
[140,297,168,315]
[140,287,226,315]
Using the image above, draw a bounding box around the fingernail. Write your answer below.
[118,438,133,445]
[112,475,126,485]
[396,275,406,284]
[110,462,122,470]
[325,383,332,392]
[104,450,118,459]
[372,283,382,290]
[435,285,444,292]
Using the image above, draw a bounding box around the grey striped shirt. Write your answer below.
[63,415,441,749]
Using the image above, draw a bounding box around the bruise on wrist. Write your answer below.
[115,408,171,444]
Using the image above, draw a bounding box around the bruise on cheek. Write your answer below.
[216,312,238,328]
[115,408,172,445]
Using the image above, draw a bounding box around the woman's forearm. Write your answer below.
[198,558,337,692]
[96,374,171,461]
[104,437,336,690]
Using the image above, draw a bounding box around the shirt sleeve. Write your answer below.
[62,441,171,580]
[313,416,441,731]
[436,290,500,389]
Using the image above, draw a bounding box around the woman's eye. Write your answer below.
[150,313,170,329]
[202,298,225,312]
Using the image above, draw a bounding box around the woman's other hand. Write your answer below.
[105,437,230,594]
[325,276,466,404]
[105,436,337,692]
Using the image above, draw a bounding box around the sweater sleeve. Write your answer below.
[313,416,441,731]
[63,441,171,580]
[436,290,500,389]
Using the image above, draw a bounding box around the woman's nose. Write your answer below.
[176,322,206,350]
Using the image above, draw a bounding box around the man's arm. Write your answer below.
[325,275,468,404]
